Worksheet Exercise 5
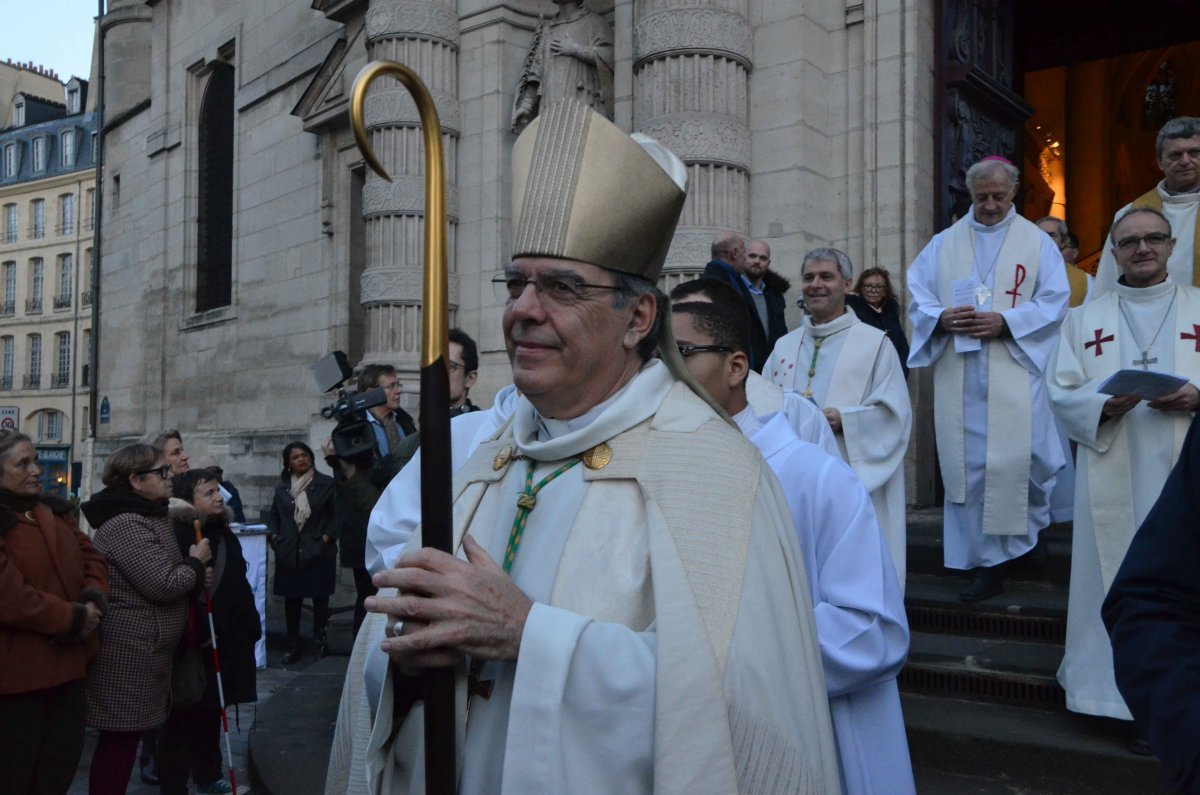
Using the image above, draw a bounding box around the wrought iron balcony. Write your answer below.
[53,295,70,310]
[23,374,40,389]
[50,372,69,388]
[25,298,41,314]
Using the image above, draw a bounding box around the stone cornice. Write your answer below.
[633,8,752,70]
[365,0,461,49]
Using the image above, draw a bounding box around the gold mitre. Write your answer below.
[511,101,688,280]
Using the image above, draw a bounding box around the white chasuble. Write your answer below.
[328,361,842,795]
[907,208,1069,568]
[1093,181,1200,298]
[1048,281,1200,719]
[741,410,913,795]
[764,311,912,584]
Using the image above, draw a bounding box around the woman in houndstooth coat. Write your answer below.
[79,443,213,795]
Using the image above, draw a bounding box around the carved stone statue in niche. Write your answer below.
[510,0,614,133]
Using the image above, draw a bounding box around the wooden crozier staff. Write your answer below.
[350,62,455,795]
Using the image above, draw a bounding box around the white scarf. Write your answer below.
[290,469,314,528]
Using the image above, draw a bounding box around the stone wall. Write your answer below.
[96,0,941,509]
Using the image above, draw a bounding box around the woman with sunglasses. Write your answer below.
[81,443,213,795]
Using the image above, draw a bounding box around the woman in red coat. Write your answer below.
[0,430,109,795]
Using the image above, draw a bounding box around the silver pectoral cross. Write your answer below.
[974,285,992,306]
[1133,351,1158,370]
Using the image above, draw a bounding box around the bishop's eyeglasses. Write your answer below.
[492,272,622,305]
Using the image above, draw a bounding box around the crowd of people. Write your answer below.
[4,103,1200,795]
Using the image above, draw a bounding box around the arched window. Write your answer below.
[196,63,234,312]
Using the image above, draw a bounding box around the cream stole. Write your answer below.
[935,215,1042,536]
[770,312,879,411]
[1072,288,1200,590]
[1132,187,1200,288]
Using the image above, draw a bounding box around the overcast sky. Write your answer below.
[0,0,99,84]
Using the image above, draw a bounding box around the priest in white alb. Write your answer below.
[763,248,912,587]
[324,101,842,795]
[1049,206,1200,722]
[906,156,1069,602]
[1094,117,1200,297]
[672,294,913,795]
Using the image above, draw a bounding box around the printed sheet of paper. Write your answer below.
[1097,369,1189,401]
[950,278,981,353]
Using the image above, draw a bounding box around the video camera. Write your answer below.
[312,351,389,459]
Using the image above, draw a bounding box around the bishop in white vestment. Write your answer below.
[907,157,1068,602]
[1049,207,1200,719]
[1093,117,1200,297]
[325,102,842,795]
[764,248,911,587]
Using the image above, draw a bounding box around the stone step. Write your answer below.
[902,693,1168,794]
[907,510,1073,587]
[905,573,1067,644]
[907,630,1064,679]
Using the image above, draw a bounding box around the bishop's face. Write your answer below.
[502,257,653,419]
[970,175,1016,227]
[1112,212,1174,288]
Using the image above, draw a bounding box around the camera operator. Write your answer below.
[321,364,415,635]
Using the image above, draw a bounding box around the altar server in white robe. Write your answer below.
[907,156,1069,603]
[763,248,912,588]
[1094,117,1200,298]
[670,277,839,457]
[672,297,913,795]
[325,101,842,795]
[1049,206,1200,720]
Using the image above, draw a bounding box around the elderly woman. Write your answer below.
[81,443,213,795]
[157,467,260,795]
[268,441,336,663]
[0,430,109,794]
[848,266,910,377]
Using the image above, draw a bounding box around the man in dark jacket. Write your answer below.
[702,233,788,371]
[323,364,415,636]
[1103,415,1200,792]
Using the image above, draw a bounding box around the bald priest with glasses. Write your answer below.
[1049,206,1200,726]
[325,101,842,795]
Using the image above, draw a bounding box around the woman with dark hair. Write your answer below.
[268,441,336,663]
[158,468,259,795]
[81,443,212,795]
[848,267,910,377]
[0,430,109,794]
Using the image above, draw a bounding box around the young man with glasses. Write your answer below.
[1049,206,1200,736]
[671,295,913,795]
[447,328,480,417]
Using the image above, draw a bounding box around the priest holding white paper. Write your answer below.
[1048,206,1200,722]
[764,248,912,587]
[907,156,1069,602]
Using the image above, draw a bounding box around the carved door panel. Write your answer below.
[937,0,1033,228]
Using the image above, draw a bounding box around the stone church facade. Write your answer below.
[93,0,937,512]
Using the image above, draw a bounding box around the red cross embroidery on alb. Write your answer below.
[1085,328,1114,357]
[1182,325,1200,353]
[1004,264,1027,308]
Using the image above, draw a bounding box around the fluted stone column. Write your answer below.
[633,1,752,289]
[360,0,460,384]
